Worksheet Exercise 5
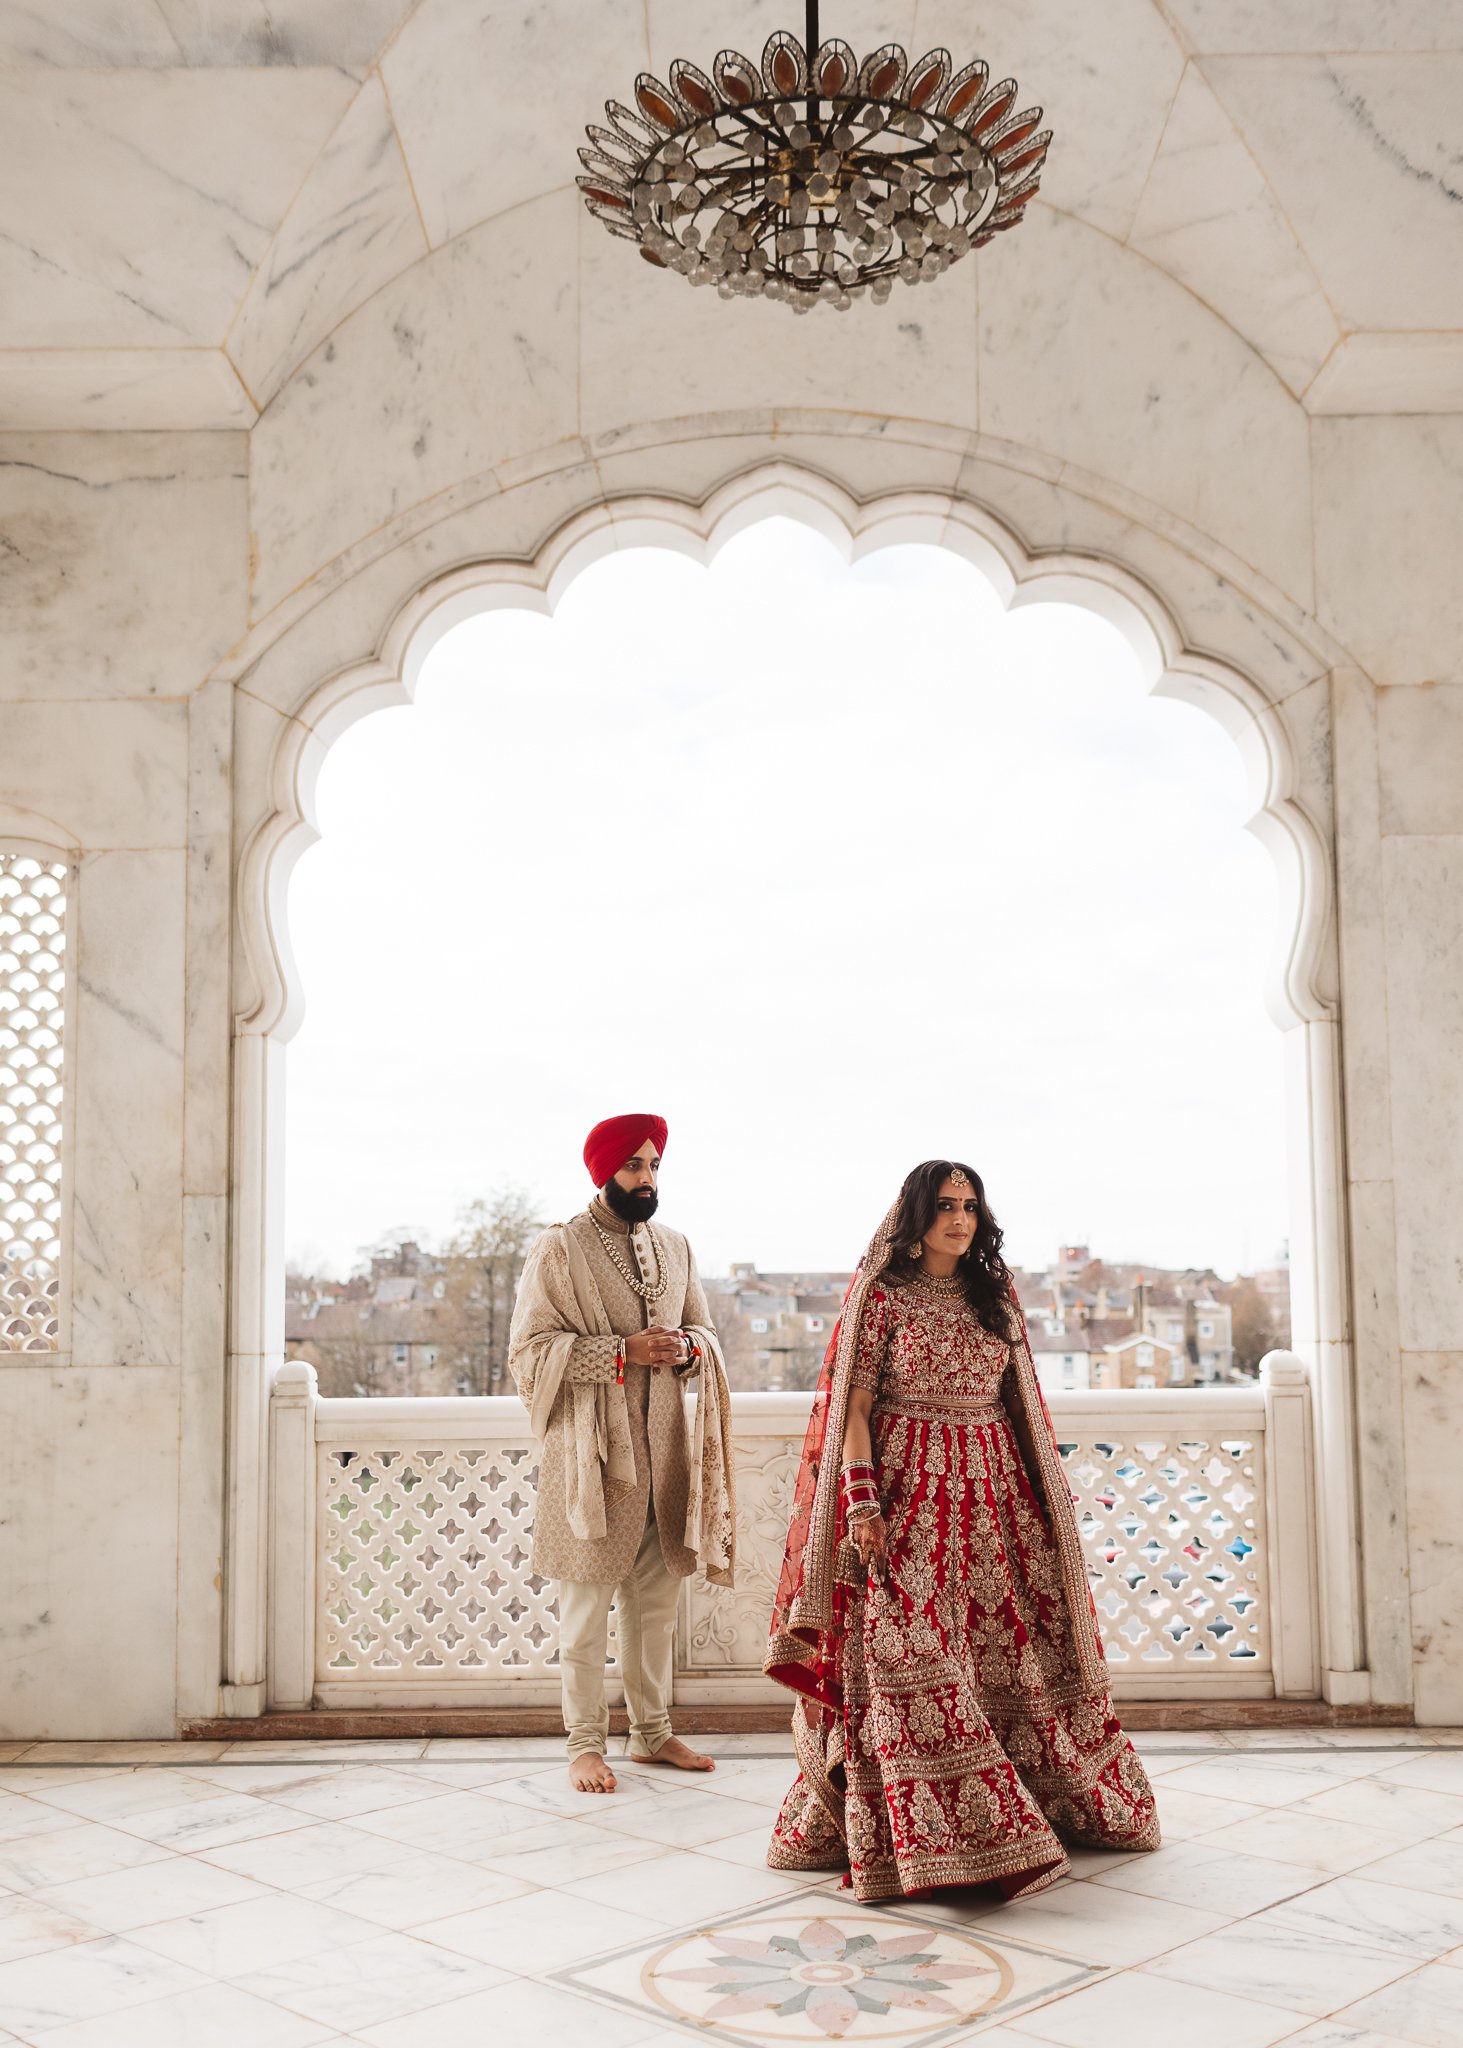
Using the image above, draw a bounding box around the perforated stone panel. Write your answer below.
[308,1407,1277,1701]
[681,1432,801,1673]
[1058,1428,1268,1672]
[0,855,67,1354]
[317,1439,618,1680]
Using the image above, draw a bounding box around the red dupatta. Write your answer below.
[763,1196,1106,1716]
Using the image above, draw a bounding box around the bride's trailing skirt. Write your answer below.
[768,1395,1160,1901]
[763,1233,1160,1905]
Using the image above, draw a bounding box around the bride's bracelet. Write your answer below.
[841,1460,882,1525]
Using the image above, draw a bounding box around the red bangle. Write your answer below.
[841,1460,881,1521]
[614,1338,625,1385]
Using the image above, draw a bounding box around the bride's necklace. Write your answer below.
[913,1268,966,1297]
[592,1217,669,1305]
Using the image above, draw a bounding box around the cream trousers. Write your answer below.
[556,1509,680,1760]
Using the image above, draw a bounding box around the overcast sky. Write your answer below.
[284,519,1289,1283]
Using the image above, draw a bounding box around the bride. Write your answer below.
[765,1159,1160,1901]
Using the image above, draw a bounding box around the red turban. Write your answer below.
[584,1113,668,1188]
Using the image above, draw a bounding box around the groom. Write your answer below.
[508,1113,735,1794]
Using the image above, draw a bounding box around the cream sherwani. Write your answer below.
[508,1197,725,1757]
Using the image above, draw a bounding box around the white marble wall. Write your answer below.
[245,196,1317,625]
[1318,418,1463,1724]
[0,431,245,1737]
[1,301,1462,1734]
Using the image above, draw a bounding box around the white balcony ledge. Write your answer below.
[266,1356,1321,1720]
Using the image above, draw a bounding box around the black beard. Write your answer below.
[604,1179,659,1224]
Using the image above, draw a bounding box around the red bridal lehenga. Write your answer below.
[764,1203,1160,1903]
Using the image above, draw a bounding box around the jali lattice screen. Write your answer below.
[317,1441,618,1680]
[1058,1428,1267,1671]
[0,855,67,1353]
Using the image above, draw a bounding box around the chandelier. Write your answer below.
[577,1,1050,312]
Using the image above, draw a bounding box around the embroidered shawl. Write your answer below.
[513,1220,737,1588]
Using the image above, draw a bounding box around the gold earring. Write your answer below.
[909,1241,923,1259]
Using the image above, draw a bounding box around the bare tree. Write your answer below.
[1218,1275,1287,1378]
[306,1323,391,1400]
[358,1226,432,1277]
[436,1187,543,1395]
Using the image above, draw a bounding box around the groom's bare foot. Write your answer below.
[569,1752,617,1794]
[628,1735,715,1772]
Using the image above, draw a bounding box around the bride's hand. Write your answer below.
[851,1513,888,1582]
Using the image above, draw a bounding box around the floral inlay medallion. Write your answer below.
[641,1912,1012,2038]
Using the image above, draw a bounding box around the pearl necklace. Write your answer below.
[591,1218,669,1305]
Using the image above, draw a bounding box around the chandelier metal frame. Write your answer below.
[577,0,1050,312]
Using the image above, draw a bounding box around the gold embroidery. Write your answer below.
[767,1273,1160,1900]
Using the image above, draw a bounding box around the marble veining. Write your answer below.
[0,350,256,432]
[978,206,1315,611]
[250,197,581,615]
[911,0,1188,241]
[0,1,412,71]
[1203,53,1463,330]
[0,431,247,703]
[69,852,186,1372]
[381,0,650,247]
[228,76,428,407]
[1167,0,1463,53]
[1314,417,1463,688]
[1129,66,1339,398]
[0,70,357,349]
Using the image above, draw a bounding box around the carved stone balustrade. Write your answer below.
[267,1358,1320,1713]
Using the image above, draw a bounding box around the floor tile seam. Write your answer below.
[50,1801,377,1857]
[0,1941,228,2022]
[1151,1915,1439,1980]
[14,1785,302,1833]
[397,1916,673,1982]
[0,1748,787,1771]
[188,1825,543,1887]
[1005,1897,1269,1969]
[986,1955,1230,2039]
[119,1917,439,1982]
[1257,1914,1463,1966]
[166,1925,524,1987]
[1174,1838,1417,1881]
[22,1839,539,1927]
[222,1832,565,1894]
[1203,1882,1445,1945]
[569,1822,777,1856]
[1326,1849,1463,1895]
[1130,1953,1414,2030]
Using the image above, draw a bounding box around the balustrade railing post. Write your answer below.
[1261,1349,1321,1698]
[268,1361,318,1712]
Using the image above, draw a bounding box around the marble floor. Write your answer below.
[0,1730,1461,2046]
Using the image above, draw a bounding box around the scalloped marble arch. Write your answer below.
[227,455,1363,1716]
[235,463,1337,1048]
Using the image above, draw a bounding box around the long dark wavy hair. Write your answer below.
[884,1159,1014,1338]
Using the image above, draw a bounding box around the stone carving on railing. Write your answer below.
[268,1364,1319,1712]
[1058,1428,1266,1672]
[0,853,67,1354]
[317,1435,617,1686]
[681,1423,802,1683]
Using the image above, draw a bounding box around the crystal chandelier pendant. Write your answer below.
[577,1,1050,312]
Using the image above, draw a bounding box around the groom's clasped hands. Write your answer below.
[627,1323,691,1368]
